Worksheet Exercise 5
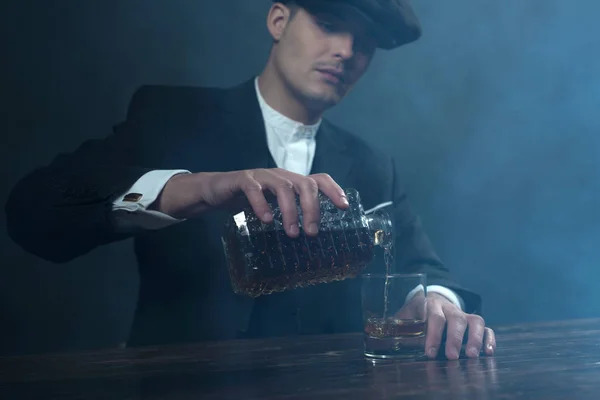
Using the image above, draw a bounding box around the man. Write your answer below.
[5,0,495,360]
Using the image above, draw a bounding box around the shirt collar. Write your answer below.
[254,77,321,142]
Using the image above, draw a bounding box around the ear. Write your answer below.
[266,2,294,42]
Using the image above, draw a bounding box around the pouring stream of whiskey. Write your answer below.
[383,247,393,319]
[374,229,393,320]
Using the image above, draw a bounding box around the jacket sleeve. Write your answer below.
[389,157,483,315]
[4,86,167,263]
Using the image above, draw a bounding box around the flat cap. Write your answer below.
[274,0,422,50]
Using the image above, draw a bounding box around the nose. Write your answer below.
[332,33,355,60]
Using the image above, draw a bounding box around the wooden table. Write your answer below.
[0,318,599,399]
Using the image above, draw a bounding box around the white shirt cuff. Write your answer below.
[406,284,464,311]
[112,169,191,231]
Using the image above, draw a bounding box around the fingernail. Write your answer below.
[427,347,436,358]
[289,224,299,235]
[487,344,494,352]
[468,347,479,358]
[341,196,349,206]
[308,222,319,235]
[447,350,459,360]
[263,212,273,221]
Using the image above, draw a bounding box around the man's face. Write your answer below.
[269,4,377,110]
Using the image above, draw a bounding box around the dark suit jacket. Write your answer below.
[5,78,481,346]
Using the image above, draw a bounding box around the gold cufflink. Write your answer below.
[123,193,143,202]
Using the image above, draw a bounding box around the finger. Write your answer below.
[293,176,321,236]
[236,171,273,224]
[260,170,300,237]
[395,292,426,320]
[444,307,468,361]
[465,314,486,358]
[425,301,446,359]
[416,292,428,321]
[483,327,496,356]
[309,173,349,209]
[395,302,414,320]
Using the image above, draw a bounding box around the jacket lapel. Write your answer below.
[310,119,355,188]
[218,79,356,184]
[220,79,276,171]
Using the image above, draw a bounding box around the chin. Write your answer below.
[306,87,345,108]
[306,95,340,110]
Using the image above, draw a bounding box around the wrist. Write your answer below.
[149,173,200,218]
[429,292,456,306]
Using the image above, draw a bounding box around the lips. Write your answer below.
[317,68,345,84]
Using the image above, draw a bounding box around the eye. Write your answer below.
[354,38,376,55]
[316,18,335,32]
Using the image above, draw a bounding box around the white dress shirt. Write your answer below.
[256,78,320,176]
[111,77,464,310]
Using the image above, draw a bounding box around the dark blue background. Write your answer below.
[1,0,599,355]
